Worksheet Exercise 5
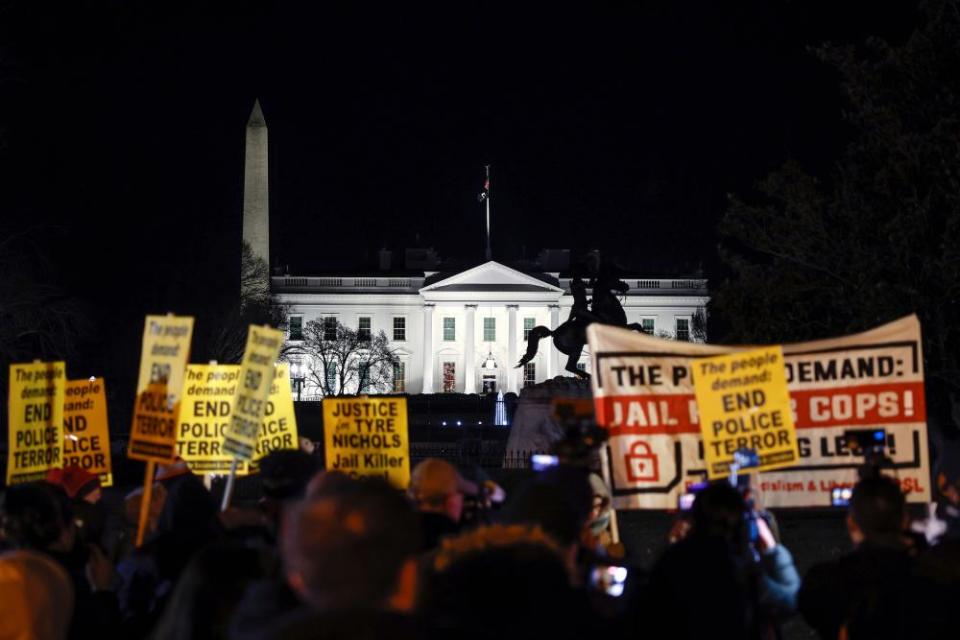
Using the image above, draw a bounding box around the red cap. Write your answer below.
[46,467,100,500]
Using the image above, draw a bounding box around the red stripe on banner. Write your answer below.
[594,380,926,436]
[790,381,925,428]
[595,394,700,436]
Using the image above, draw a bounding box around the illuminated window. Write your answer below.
[523,317,535,340]
[524,362,536,387]
[323,317,337,341]
[393,362,406,393]
[393,317,406,341]
[483,317,496,342]
[442,362,456,392]
[358,317,371,342]
[289,316,303,341]
[443,317,456,341]
[641,318,655,334]
[675,318,690,342]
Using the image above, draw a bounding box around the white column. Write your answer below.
[507,305,518,393]
[464,304,477,394]
[421,304,435,393]
[548,304,560,379]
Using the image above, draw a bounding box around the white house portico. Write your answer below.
[273,261,708,397]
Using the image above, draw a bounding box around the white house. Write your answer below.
[273,261,708,397]
[240,101,708,397]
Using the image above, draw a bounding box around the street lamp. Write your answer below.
[290,362,310,401]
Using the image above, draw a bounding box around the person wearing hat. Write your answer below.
[407,458,476,552]
[45,467,109,555]
[46,467,102,504]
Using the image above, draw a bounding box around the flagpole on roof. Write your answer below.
[484,164,492,261]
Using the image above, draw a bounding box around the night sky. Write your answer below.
[2,0,920,320]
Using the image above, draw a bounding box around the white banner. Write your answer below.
[587,315,931,509]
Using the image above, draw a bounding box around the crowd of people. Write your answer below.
[0,452,958,640]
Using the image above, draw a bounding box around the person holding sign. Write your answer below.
[128,314,194,547]
[646,482,800,639]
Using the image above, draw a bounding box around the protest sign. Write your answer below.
[177,365,244,473]
[693,346,799,479]
[250,363,298,471]
[178,363,298,473]
[323,396,410,488]
[128,315,194,463]
[63,377,113,487]
[6,361,66,485]
[222,326,285,461]
[587,315,930,509]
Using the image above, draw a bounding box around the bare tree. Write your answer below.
[207,241,288,364]
[691,308,708,343]
[0,228,89,364]
[286,318,399,397]
[713,1,960,398]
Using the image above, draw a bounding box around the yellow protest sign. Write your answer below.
[250,363,299,470]
[323,396,410,488]
[177,365,243,472]
[693,346,799,479]
[222,326,284,461]
[6,362,66,484]
[63,378,113,487]
[178,363,298,473]
[128,315,194,463]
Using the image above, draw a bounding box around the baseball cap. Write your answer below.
[409,458,477,502]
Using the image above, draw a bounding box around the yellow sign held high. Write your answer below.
[693,346,799,479]
[7,361,66,485]
[63,378,113,487]
[323,396,410,489]
[128,315,194,463]
[222,326,285,461]
[178,363,298,473]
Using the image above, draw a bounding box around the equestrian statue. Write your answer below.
[516,255,647,378]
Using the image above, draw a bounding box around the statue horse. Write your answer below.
[517,274,647,378]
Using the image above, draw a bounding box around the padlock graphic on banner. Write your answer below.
[625,440,660,482]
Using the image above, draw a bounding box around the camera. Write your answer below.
[843,428,890,479]
[548,398,609,469]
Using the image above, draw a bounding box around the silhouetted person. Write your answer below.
[799,475,914,639]
[420,523,589,640]
[1,481,119,640]
[647,481,798,640]
[407,459,474,551]
[499,465,595,578]
[0,549,75,640]
[258,449,321,532]
[909,461,960,639]
[117,473,220,636]
[247,477,421,640]
[151,544,269,640]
